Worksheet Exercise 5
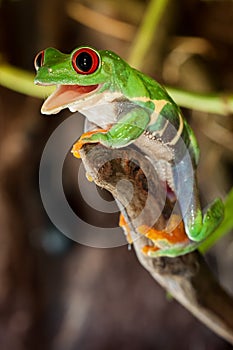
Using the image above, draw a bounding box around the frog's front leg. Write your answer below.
[72,107,150,158]
[72,129,108,158]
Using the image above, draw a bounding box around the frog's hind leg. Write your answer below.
[144,241,199,257]
[171,154,224,242]
[185,197,224,242]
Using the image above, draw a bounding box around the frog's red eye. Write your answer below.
[72,48,100,75]
[34,50,44,71]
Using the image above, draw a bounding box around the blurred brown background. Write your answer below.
[0,0,232,349]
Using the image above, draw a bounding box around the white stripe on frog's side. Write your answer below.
[131,96,168,116]
[131,96,184,147]
[168,112,184,146]
[149,101,184,147]
[153,120,169,140]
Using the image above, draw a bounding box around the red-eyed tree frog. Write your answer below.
[34,46,224,257]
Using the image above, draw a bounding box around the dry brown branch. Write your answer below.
[78,143,233,345]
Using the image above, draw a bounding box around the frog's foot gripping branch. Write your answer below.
[119,213,199,258]
[72,129,108,158]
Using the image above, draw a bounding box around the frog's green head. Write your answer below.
[34,46,126,114]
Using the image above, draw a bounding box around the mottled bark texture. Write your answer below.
[79,143,233,345]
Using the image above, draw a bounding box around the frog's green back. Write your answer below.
[118,64,200,167]
[100,50,200,166]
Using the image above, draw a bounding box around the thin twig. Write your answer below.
[128,0,170,68]
[66,2,135,41]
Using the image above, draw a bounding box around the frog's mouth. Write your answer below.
[41,84,100,114]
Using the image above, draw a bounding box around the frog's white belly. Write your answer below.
[70,91,123,129]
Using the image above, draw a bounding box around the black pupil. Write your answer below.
[76,52,93,72]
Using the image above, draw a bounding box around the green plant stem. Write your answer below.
[128,0,170,69]
[0,63,54,98]
[167,87,233,116]
[1,63,233,116]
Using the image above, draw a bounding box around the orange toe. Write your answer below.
[71,129,108,158]
[119,213,127,228]
[141,245,160,255]
[138,216,188,245]
[119,213,133,244]
[71,140,85,158]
